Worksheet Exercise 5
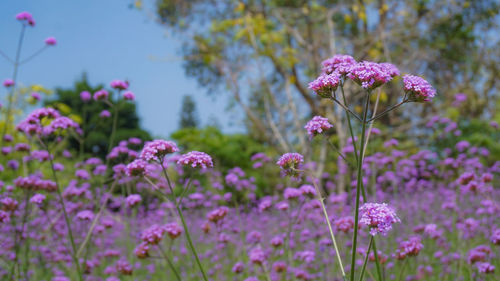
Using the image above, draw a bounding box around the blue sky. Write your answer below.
[0,0,237,137]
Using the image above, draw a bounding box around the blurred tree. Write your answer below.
[149,0,500,191]
[44,73,151,158]
[179,94,199,128]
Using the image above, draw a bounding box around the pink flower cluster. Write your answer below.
[321,54,357,75]
[177,151,213,168]
[13,176,57,192]
[347,61,397,90]
[395,236,423,259]
[110,80,129,90]
[207,206,229,223]
[16,11,35,26]
[359,202,400,236]
[276,153,304,178]
[403,74,436,102]
[304,116,333,138]
[139,140,179,161]
[17,107,79,137]
[308,72,341,98]
[125,159,148,176]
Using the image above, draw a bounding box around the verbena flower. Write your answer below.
[110,80,129,90]
[348,61,394,90]
[207,206,229,223]
[395,236,423,259]
[123,91,135,100]
[359,202,400,236]
[308,72,341,98]
[93,89,109,101]
[165,222,182,239]
[126,159,148,176]
[177,151,214,168]
[80,91,92,102]
[99,110,111,118]
[3,79,14,87]
[321,54,357,75]
[403,75,436,102]
[277,153,304,178]
[141,224,166,245]
[477,262,495,274]
[304,116,333,138]
[140,140,179,162]
[125,194,141,207]
[45,37,57,46]
[16,11,35,26]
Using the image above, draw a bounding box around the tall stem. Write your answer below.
[311,180,346,280]
[349,92,370,281]
[160,165,209,281]
[1,25,26,145]
[158,244,182,281]
[44,143,84,281]
[358,236,373,281]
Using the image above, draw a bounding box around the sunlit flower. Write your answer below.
[403,75,436,102]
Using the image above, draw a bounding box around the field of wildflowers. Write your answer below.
[1,9,499,281]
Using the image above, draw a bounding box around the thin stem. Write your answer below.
[18,45,48,65]
[76,181,118,257]
[397,259,409,281]
[371,240,384,281]
[157,244,182,281]
[160,165,209,281]
[331,97,363,122]
[1,24,26,146]
[366,96,408,123]
[340,81,359,164]
[350,92,371,281]
[44,142,83,281]
[311,179,346,280]
[107,101,120,155]
[0,49,14,64]
[176,178,193,208]
[325,137,354,168]
[358,236,374,281]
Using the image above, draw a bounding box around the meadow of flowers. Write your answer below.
[1,11,499,281]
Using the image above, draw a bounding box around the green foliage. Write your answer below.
[44,73,151,158]
[179,95,199,129]
[171,126,266,171]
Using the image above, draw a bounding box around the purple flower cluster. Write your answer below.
[139,140,179,162]
[308,72,341,98]
[276,153,304,178]
[16,11,35,26]
[17,107,79,137]
[321,54,357,75]
[304,116,333,138]
[359,202,400,236]
[403,74,436,102]
[347,61,396,90]
[177,151,214,168]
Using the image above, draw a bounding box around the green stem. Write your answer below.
[44,143,84,281]
[349,92,370,281]
[358,236,374,281]
[161,165,209,281]
[158,244,182,281]
[311,180,347,280]
[397,259,409,281]
[1,24,26,146]
[371,239,384,281]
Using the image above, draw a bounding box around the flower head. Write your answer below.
[395,236,423,259]
[3,79,14,87]
[359,202,400,236]
[99,110,111,118]
[125,194,141,207]
[141,224,166,245]
[110,80,129,90]
[165,222,182,239]
[80,91,92,102]
[16,11,35,26]
[126,159,148,177]
[403,75,436,102]
[140,140,179,162]
[45,37,57,46]
[321,54,357,75]
[93,89,109,101]
[123,91,135,100]
[277,153,304,178]
[177,151,213,168]
[348,61,394,90]
[308,72,341,98]
[304,116,333,138]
